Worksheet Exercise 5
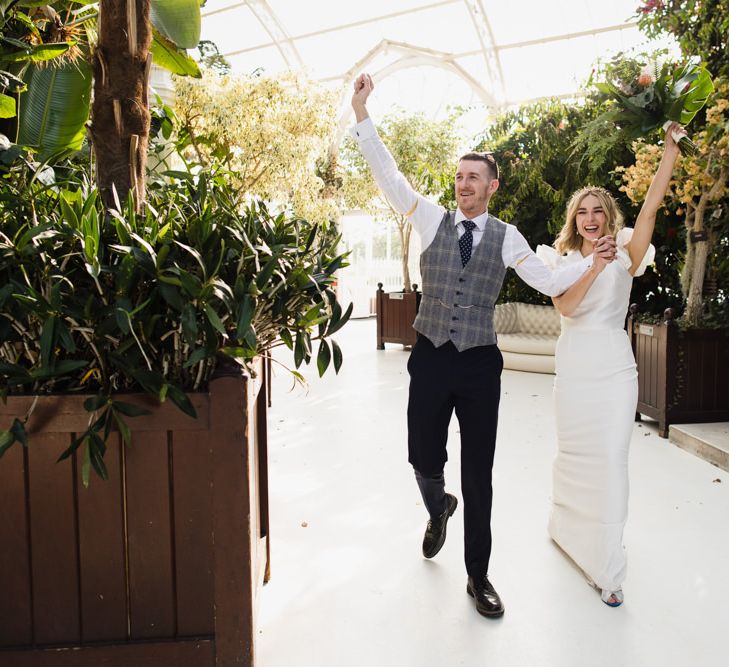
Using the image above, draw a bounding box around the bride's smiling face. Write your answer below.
[575,194,607,243]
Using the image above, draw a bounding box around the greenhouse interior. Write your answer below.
[0,1,727,666]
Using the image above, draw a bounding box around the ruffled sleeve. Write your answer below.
[535,244,562,270]
[616,227,655,276]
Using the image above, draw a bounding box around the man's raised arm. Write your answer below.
[350,73,443,230]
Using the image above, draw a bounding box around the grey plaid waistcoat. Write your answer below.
[414,210,507,351]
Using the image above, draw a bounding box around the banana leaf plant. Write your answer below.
[0,156,352,483]
[0,0,201,161]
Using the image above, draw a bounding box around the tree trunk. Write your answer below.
[404,221,414,291]
[398,218,412,292]
[683,168,727,327]
[684,238,708,327]
[680,206,695,297]
[91,0,153,212]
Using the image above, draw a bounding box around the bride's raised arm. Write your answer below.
[627,122,685,275]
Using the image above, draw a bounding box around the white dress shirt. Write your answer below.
[351,117,591,297]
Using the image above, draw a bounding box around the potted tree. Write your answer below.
[341,110,459,348]
[172,67,340,228]
[0,152,350,667]
[0,6,350,666]
[608,2,729,436]
[0,0,202,165]
[620,83,729,436]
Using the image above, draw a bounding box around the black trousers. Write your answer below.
[407,334,502,577]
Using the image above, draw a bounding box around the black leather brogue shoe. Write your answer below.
[466,573,505,618]
[422,493,458,558]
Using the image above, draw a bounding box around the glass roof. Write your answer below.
[200,0,677,135]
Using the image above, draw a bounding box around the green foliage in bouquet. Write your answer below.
[0,153,351,481]
[592,55,714,156]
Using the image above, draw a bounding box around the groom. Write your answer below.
[350,73,617,618]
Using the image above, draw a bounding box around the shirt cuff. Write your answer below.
[350,116,378,141]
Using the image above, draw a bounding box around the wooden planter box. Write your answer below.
[376,283,420,349]
[0,359,269,666]
[628,306,729,437]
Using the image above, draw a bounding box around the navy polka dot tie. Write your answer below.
[459,220,477,266]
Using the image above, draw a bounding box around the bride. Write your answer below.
[538,123,685,606]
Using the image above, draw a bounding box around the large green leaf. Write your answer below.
[17,60,92,160]
[316,339,330,377]
[151,28,201,77]
[0,92,15,118]
[150,0,201,50]
[0,42,74,63]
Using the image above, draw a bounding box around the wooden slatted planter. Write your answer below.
[376,283,420,349]
[628,306,729,437]
[0,360,269,666]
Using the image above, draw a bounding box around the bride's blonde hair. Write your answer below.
[554,186,624,255]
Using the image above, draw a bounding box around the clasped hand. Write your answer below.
[591,235,617,273]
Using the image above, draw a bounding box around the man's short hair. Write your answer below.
[459,151,499,181]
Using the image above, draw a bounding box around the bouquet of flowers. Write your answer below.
[593,55,714,156]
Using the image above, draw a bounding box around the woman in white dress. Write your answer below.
[537,123,685,607]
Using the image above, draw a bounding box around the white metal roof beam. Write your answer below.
[244,0,303,67]
[202,1,247,18]
[496,21,640,51]
[462,0,505,102]
[341,39,498,106]
[221,0,461,58]
[319,20,642,84]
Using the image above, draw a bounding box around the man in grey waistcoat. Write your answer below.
[350,73,616,617]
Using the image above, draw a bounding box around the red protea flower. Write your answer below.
[637,73,653,86]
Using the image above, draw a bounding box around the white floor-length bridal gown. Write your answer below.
[537,228,654,592]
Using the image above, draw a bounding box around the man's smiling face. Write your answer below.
[455,159,498,218]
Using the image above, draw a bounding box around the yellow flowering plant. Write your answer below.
[173,70,340,225]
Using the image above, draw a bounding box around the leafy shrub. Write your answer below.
[0,155,351,479]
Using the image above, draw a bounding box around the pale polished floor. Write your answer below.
[258,319,729,667]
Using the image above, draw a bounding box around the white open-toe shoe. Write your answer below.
[601,589,624,607]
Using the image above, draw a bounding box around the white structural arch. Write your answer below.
[202,0,672,158]
[209,0,303,68]
[205,1,656,113]
[463,0,506,102]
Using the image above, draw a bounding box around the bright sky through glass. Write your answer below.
[200,0,677,142]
